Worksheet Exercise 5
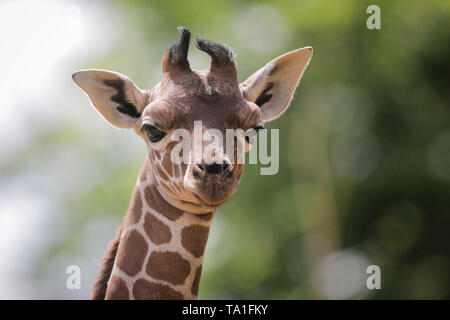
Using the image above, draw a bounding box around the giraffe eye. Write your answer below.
[141,123,166,143]
[245,126,264,144]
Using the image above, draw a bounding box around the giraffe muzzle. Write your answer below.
[186,160,238,206]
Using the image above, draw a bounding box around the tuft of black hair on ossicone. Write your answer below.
[166,26,191,69]
[195,36,235,68]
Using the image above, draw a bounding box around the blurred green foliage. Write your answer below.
[4,0,448,299]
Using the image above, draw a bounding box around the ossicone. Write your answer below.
[162,26,191,72]
[195,36,236,69]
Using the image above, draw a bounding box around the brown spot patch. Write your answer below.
[116,230,148,277]
[153,151,161,161]
[143,213,172,245]
[133,278,183,300]
[156,164,170,181]
[144,184,184,221]
[191,265,202,296]
[127,190,143,225]
[174,163,183,178]
[181,225,210,258]
[105,275,129,300]
[146,251,191,285]
[162,153,174,176]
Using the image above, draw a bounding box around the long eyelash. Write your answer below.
[141,123,166,142]
[141,123,158,132]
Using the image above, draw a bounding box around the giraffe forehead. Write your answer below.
[161,68,240,97]
[146,71,245,122]
[166,92,244,118]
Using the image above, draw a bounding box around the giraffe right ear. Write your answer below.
[240,47,312,122]
[72,69,148,129]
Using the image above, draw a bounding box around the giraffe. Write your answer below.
[72,27,312,300]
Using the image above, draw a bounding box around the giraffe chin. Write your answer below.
[192,174,239,206]
[182,179,238,209]
[192,190,236,207]
[156,185,216,215]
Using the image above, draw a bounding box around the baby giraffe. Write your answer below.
[73,27,312,300]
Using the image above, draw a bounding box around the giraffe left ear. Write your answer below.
[72,69,148,129]
[240,47,312,122]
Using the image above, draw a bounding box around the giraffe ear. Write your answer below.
[240,47,312,122]
[72,69,148,129]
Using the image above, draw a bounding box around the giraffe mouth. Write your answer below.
[190,173,239,206]
[192,192,233,206]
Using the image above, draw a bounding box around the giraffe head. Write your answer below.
[73,27,312,215]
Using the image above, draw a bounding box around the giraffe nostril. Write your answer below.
[204,163,229,174]
[196,162,231,175]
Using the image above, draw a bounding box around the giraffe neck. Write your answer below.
[104,156,215,300]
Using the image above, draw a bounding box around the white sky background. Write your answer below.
[0,0,118,155]
[0,0,124,299]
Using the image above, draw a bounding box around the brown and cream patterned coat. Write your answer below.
[73,27,312,300]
